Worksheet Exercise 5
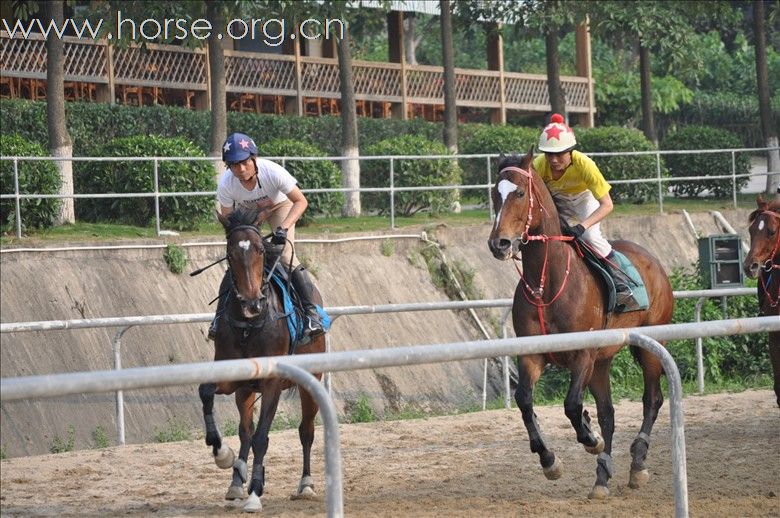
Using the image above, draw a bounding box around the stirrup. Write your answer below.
[303,314,324,337]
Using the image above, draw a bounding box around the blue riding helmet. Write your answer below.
[222,132,258,164]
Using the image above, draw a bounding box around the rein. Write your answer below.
[499,166,575,335]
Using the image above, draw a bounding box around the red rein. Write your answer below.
[757,210,780,308]
[499,166,574,335]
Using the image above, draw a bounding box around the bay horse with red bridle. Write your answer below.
[743,195,780,408]
[199,207,326,512]
[487,150,674,499]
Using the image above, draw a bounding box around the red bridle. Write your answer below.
[498,166,575,334]
[753,209,780,308]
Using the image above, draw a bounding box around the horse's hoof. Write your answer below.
[543,457,563,480]
[291,475,317,500]
[588,485,610,500]
[629,468,650,489]
[291,485,317,500]
[225,484,247,500]
[214,445,235,469]
[584,434,605,455]
[243,492,262,513]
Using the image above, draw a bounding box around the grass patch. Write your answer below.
[163,243,188,274]
[154,417,193,443]
[92,425,110,449]
[345,394,377,424]
[0,446,6,460]
[50,425,76,454]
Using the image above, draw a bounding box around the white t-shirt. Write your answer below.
[216,158,297,211]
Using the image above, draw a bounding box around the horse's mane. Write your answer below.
[223,207,261,235]
[497,153,531,173]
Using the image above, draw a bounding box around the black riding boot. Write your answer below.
[605,261,639,311]
[291,266,324,339]
[207,271,231,341]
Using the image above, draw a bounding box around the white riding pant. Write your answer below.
[552,190,613,257]
[266,199,300,268]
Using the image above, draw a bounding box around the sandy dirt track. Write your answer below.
[1,389,778,517]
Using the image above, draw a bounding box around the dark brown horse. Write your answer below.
[487,151,674,499]
[199,207,326,512]
[743,195,780,408]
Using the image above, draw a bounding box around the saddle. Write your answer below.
[561,226,649,313]
[262,242,331,348]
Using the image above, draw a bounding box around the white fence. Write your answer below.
[1,146,778,238]
[3,316,780,518]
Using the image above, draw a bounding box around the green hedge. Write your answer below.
[76,135,214,230]
[575,127,665,204]
[458,124,538,188]
[255,139,343,224]
[660,125,750,198]
[362,136,461,216]
[0,134,62,232]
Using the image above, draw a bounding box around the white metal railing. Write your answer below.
[0,288,760,444]
[1,147,778,238]
[3,316,779,518]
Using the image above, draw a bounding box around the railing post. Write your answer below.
[390,157,395,229]
[628,333,688,518]
[273,363,343,518]
[112,325,132,446]
[13,158,22,238]
[501,307,512,409]
[694,297,706,394]
[656,152,663,214]
[154,159,161,236]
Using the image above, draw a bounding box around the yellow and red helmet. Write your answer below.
[538,114,576,153]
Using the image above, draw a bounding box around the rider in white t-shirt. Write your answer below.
[208,132,324,340]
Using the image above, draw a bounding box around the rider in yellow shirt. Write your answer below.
[533,114,637,309]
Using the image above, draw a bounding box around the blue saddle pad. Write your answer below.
[266,268,331,345]
[574,244,649,313]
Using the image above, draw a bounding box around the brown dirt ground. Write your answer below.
[1,389,778,517]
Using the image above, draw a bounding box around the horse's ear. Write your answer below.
[524,146,535,165]
[756,195,767,210]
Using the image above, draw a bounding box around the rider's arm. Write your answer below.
[581,192,614,230]
[278,186,308,230]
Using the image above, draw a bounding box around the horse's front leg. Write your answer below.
[224,386,255,501]
[515,355,562,479]
[586,360,616,500]
[199,382,238,469]
[244,380,284,513]
[564,353,603,454]
[291,380,320,500]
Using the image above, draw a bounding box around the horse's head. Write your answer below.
[217,208,269,318]
[488,148,544,260]
[743,195,780,278]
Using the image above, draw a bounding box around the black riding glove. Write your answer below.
[571,224,586,238]
[271,226,288,245]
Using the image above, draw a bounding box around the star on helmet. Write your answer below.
[239,138,251,149]
[223,141,232,152]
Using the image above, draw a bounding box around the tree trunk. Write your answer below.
[545,25,566,117]
[639,44,656,145]
[207,1,227,180]
[753,0,779,195]
[439,0,457,154]
[337,30,361,217]
[403,13,418,65]
[45,0,74,224]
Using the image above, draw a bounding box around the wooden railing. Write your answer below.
[1,31,595,117]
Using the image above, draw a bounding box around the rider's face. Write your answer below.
[545,151,572,173]
[228,157,256,182]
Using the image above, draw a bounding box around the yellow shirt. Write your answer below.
[532,150,611,200]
